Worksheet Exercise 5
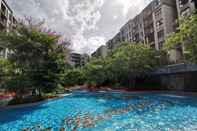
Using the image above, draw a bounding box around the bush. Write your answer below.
[83,58,109,86]
[0,58,12,88]
[83,43,160,88]
[0,19,70,97]
[64,69,85,87]
[8,96,44,105]
[165,14,197,63]
[43,92,57,99]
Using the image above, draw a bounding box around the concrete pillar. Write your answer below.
[153,10,159,50]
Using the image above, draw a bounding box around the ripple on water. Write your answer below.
[0,92,197,131]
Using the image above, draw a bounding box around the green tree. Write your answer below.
[109,42,159,88]
[83,42,159,88]
[64,68,85,87]
[0,58,12,88]
[165,14,197,63]
[0,19,70,98]
[83,58,109,86]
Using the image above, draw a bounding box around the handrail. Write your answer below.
[152,63,197,75]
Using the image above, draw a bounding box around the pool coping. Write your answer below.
[0,93,72,110]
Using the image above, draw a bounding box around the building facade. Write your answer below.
[142,2,155,48]
[91,45,108,58]
[104,0,180,62]
[176,0,197,17]
[170,0,197,63]
[152,0,177,50]
[106,0,177,52]
[0,0,17,59]
[119,14,145,44]
[69,53,89,67]
[80,54,90,66]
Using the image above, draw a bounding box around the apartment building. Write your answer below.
[176,0,197,17]
[0,0,17,59]
[69,53,89,67]
[119,19,133,42]
[80,54,90,66]
[106,0,177,53]
[152,0,177,50]
[132,14,145,43]
[119,14,145,44]
[142,2,155,48]
[106,39,113,51]
[91,45,108,58]
[106,32,122,51]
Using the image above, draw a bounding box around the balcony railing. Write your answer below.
[152,63,197,75]
[179,2,190,11]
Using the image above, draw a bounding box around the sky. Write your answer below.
[7,0,152,54]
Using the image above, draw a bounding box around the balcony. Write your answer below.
[0,10,8,28]
[145,28,154,35]
[152,63,197,75]
[179,1,190,11]
[0,20,6,28]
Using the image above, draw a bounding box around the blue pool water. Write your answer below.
[1,92,197,131]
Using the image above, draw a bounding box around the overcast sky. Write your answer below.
[7,0,151,54]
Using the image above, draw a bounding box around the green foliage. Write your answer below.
[83,58,109,86]
[108,42,159,87]
[64,68,85,87]
[0,58,12,88]
[0,19,70,97]
[165,14,197,63]
[8,95,44,105]
[83,42,160,88]
[43,92,57,99]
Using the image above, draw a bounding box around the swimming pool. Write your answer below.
[1,92,197,131]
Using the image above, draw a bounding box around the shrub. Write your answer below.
[64,69,85,87]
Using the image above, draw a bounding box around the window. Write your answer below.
[156,19,163,29]
[154,0,161,8]
[155,8,162,18]
[179,0,189,8]
[9,13,12,21]
[1,3,6,13]
[158,41,164,49]
[157,30,164,42]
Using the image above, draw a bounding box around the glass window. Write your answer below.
[156,19,164,29]
[154,0,161,8]
[179,0,189,8]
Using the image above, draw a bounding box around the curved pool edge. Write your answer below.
[1,91,197,110]
[0,93,72,110]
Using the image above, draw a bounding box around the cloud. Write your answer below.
[61,0,105,54]
[115,0,152,16]
[7,0,152,54]
[71,32,105,54]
